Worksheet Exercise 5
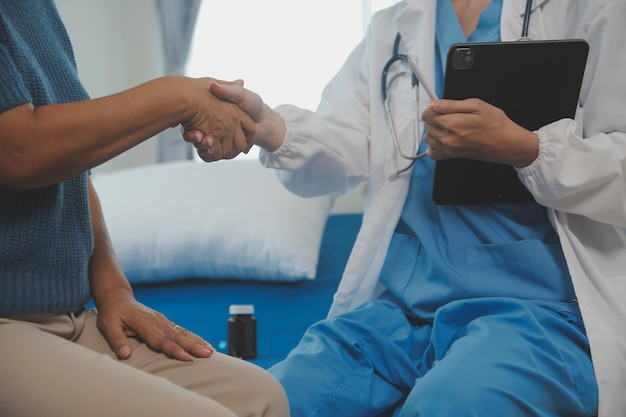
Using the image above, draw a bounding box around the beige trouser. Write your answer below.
[0,308,290,417]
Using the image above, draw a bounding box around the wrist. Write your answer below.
[511,130,539,168]
[161,75,197,127]
[256,106,286,152]
[92,285,134,309]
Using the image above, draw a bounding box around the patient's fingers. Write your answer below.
[224,129,241,159]
[130,316,215,362]
[184,125,252,161]
[167,324,215,360]
[182,129,202,144]
[195,136,215,161]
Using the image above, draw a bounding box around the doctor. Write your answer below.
[197,0,626,416]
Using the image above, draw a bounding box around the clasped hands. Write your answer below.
[181,78,273,161]
[182,79,283,159]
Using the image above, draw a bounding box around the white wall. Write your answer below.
[55,0,164,174]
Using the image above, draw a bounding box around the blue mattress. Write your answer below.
[121,213,362,369]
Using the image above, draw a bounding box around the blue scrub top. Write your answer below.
[378,0,577,320]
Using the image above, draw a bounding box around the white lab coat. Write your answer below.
[260,1,626,415]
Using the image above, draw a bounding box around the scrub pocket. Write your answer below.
[379,231,464,317]
[465,238,576,301]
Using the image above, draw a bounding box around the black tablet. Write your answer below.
[432,39,589,205]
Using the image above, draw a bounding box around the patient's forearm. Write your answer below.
[86,179,133,305]
[0,77,190,188]
[0,76,252,189]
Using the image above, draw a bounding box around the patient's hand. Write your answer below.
[95,287,214,361]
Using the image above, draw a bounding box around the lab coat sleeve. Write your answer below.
[518,121,626,226]
[517,0,626,227]
[260,40,373,198]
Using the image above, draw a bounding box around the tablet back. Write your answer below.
[432,39,589,205]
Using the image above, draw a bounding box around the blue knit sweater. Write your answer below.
[0,1,93,314]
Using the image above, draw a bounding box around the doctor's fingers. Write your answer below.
[423,122,468,159]
[425,97,485,115]
[423,119,449,138]
[210,82,265,122]
[423,130,451,160]
[426,144,453,160]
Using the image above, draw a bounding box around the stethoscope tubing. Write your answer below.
[382,0,533,167]
[522,0,533,39]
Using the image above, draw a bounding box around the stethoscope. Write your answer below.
[382,0,534,170]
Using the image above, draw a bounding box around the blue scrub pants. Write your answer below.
[270,297,598,417]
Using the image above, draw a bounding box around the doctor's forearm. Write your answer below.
[254,105,286,152]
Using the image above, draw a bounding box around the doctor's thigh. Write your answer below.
[269,298,598,417]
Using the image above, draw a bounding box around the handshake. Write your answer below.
[180,78,285,162]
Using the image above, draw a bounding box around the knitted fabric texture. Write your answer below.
[0,1,93,314]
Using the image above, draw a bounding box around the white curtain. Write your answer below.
[155,0,202,162]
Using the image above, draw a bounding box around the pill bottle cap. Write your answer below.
[229,304,255,315]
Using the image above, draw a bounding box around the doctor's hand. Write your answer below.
[181,78,256,161]
[184,82,286,153]
[421,98,539,168]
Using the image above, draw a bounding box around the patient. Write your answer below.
[0,2,288,417]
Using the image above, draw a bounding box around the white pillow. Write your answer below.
[91,159,334,284]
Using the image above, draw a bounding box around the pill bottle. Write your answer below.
[227,304,257,359]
